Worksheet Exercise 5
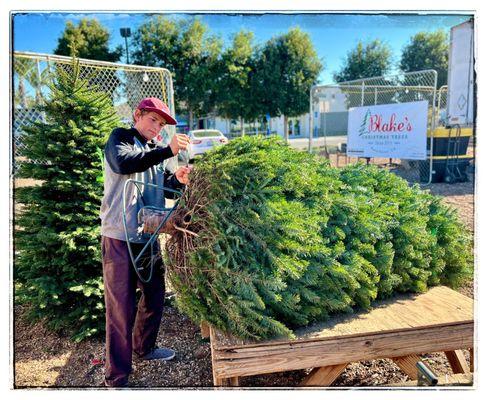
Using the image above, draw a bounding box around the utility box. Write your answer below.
[446,19,475,127]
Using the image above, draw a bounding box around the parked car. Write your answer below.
[186,129,229,161]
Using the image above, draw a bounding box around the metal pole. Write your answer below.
[36,60,46,123]
[124,36,130,64]
[308,86,314,153]
[361,82,370,164]
[361,81,365,106]
[166,69,178,172]
[428,71,438,184]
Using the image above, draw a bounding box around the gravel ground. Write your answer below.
[12,156,476,389]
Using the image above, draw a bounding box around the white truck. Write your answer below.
[446,18,475,127]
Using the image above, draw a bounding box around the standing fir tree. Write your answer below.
[15,58,120,341]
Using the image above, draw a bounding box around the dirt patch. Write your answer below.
[14,303,214,388]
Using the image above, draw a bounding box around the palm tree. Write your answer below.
[13,57,50,108]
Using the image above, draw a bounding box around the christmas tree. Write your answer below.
[15,58,120,341]
[164,136,473,340]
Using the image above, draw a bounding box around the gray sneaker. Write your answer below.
[139,347,176,361]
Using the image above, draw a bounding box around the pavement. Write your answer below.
[288,136,348,150]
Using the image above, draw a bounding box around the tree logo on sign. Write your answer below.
[359,109,372,136]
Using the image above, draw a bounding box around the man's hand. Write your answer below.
[175,165,193,185]
[169,134,190,156]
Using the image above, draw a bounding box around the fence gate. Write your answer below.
[309,70,438,184]
[12,51,177,172]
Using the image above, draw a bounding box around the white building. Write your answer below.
[197,113,311,138]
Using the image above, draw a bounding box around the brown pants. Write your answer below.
[101,236,165,387]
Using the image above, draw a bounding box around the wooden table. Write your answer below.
[203,286,474,387]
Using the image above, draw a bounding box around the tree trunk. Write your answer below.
[189,110,194,131]
[18,78,27,108]
[240,117,245,137]
[35,89,43,104]
[283,115,289,143]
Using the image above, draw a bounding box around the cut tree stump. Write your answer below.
[207,286,473,387]
[200,322,210,339]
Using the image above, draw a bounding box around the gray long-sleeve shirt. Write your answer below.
[100,127,184,242]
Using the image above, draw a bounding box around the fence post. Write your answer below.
[361,82,365,106]
[308,86,314,153]
[36,59,46,123]
[428,71,438,184]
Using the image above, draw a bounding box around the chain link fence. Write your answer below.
[436,85,448,127]
[12,51,177,173]
[309,70,438,184]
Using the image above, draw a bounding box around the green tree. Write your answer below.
[15,58,120,341]
[54,18,121,62]
[217,30,258,136]
[399,30,449,88]
[333,39,392,83]
[54,18,122,100]
[131,16,222,128]
[333,40,393,110]
[253,28,322,141]
[182,21,223,128]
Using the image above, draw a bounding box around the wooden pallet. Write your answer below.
[202,286,474,387]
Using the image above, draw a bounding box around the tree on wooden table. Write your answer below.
[15,58,120,341]
[165,136,473,340]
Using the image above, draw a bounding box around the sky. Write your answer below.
[12,12,472,85]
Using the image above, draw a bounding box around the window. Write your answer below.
[294,120,300,136]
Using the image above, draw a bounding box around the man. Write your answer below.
[100,97,190,387]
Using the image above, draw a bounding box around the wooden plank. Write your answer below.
[300,364,348,386]
[469,348,474,372]
[212,322,473,378]
[445,350,470,374]
[200,321,210,339]
[210,325,241,386]
[212,286,473,351]
[214,378,231,387]
[213,377,238,387]
[392,354,422,379]
[213,321,473,360]
[210,326,223,386]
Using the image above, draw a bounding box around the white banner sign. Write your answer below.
[347,100,428,160]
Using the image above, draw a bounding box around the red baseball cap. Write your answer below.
[136,97,178,125]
